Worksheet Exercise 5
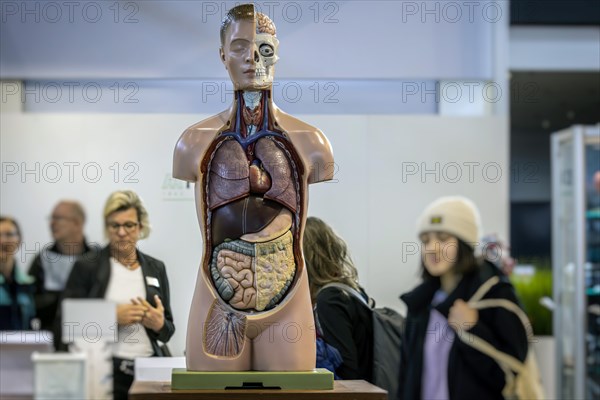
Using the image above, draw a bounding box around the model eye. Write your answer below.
[259,44,274,57]
[230,39,249,53]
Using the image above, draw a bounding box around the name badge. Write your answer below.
[146,277,160,288]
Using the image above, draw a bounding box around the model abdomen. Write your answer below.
[205,136,299,313]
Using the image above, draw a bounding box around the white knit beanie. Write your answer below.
[417,196,482,248]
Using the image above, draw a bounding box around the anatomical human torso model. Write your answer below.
[173,4,333,371]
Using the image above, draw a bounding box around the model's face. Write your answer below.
[420,231,459,277]
[0,221,20,261]
[50,203,79,242]
[106,208,140,256]
[221,19,279,90]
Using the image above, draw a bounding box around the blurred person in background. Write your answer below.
[399,196,527,400]
[63,190,174,400]
[0,216,36,331]
[303,216,374,382]
[29,200,97,340]
[480,233,517,276]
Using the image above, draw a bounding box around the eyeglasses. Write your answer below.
[0,232,18,239]
[107,222,139,233]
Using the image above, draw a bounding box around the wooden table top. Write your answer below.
[129,379,388,400]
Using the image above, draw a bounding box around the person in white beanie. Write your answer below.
[399,196,528,400]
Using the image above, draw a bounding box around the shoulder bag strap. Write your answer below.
[318,282,370,308]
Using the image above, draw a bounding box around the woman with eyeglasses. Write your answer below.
[0,216,36,331]
[63,190,175,400]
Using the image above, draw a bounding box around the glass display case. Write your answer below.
[552,124,600,399]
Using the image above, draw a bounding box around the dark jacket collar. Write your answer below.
[0,260,34,285]
[49,238,93,255]
[400,277,440,313]
[400,261,505,317]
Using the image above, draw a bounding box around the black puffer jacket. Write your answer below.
[399,261,528,400]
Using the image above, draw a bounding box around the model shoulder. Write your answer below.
[273,108,334,184]
[173,110,231,182]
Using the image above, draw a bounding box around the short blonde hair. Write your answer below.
[103,190,151,239]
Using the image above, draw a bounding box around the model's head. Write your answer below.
[0,216,21,262]
[50,200,85,243]
[416,196,481,279]
[303,217,359,302]
[220,4,279,91]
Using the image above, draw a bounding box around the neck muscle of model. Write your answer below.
[243,91,262,136]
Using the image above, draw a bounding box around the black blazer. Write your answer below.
[61,246,175,356]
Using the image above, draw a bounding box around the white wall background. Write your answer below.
[0,112,508,356]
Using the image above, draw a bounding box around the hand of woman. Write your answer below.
[117,304,147,325]
[132,295,165,333]
[448,299,479,333]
